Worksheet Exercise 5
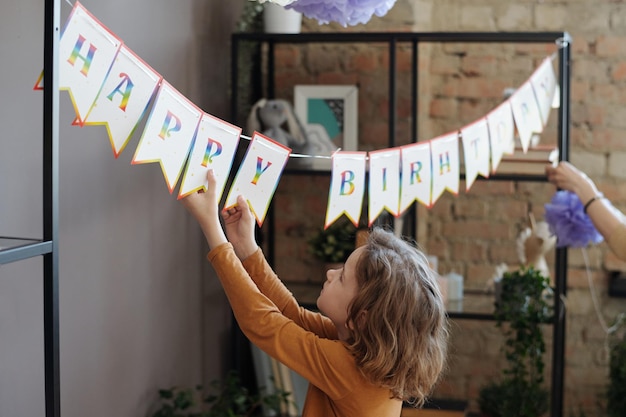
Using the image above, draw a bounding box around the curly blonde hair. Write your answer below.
[346,227,448,406]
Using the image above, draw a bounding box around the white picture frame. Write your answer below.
[291,85,358,170]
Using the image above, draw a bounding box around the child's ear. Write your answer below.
[347,310,368,330]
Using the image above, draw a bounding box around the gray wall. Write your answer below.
[0,1,241,416]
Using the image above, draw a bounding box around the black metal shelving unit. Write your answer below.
[0,0,61,416]
[231,31,571,417]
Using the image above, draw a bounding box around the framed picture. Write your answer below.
[291,85,358,170]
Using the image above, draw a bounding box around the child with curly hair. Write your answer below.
[181,170,448,417]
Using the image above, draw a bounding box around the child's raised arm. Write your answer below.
[180,170,227,250]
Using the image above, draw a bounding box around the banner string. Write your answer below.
[240,133,339,160]
[581,246,624,359]
[241,45,563,164]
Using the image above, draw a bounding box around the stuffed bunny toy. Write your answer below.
[246,98,308,150]
[246,98,338,157]
[490,213,557,293]
[515,214,556,280]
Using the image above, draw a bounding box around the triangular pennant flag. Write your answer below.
[430,132,460,205]
[399,141,432,212]
[33,71,44,91]
[132,81,201,193]
[325,152,367,229]
[530,56,557,127]
[58,2,122,125]
[224,132,291,227]
[461,118,490,191]
[83,45,162,157]
[552,85,561,109]
[510,81,544,153]
[486,100,515,173]
[178,114,241,200]
[368,148,401,226]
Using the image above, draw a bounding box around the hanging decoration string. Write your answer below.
[582,247,626,359]
[544,190,618,358]
[240,133,339,160]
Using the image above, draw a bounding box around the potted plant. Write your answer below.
[307,219,357,267]
[236,1,264,33]
[151,370,291,417]
[478,267,553,417]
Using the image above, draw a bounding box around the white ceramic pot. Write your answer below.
[263,3,302,34]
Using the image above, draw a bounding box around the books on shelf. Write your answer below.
[495,160,551,175]
[460,145,558,177]
[494,145,558,176]
[501,145,559,162]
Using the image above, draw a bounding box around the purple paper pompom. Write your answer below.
[287,0,397,27]
[544,190,604,248]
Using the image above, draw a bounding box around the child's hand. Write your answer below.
[180,170,227,249]
[222,195,258,260]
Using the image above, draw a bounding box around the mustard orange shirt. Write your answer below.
[208,243,402,417]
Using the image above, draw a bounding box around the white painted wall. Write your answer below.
[0,1,241,416]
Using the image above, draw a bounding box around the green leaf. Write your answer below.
[151,370,293,417]
[159,389,174,399]
[480,267,552,417]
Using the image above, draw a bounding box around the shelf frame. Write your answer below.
[231,31,571,417]
[0,239,52,264]
[1,0,62,415]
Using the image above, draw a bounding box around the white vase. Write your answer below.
[263,3,302,34]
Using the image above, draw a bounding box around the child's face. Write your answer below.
[316,246,364,341]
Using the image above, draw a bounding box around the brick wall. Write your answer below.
[261,1,626,415]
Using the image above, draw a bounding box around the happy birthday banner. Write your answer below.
[36,1,558,229]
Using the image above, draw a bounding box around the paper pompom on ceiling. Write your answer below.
[544,190,604,248]
[288,0,398,26]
